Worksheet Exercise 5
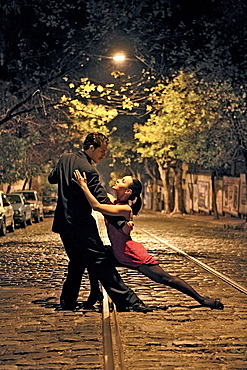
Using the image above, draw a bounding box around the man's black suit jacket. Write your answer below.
[48,150,125,234]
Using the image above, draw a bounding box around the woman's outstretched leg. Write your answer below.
[138,264,224,309]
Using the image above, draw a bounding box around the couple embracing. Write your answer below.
[49,132,223,312]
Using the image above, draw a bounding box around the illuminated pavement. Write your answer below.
[0,215,246,369]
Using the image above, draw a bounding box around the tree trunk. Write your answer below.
[171,160,184,214]
[211,171,219,220]
[144,158,160,211]
[242,148,247,173]
[22,178,28,190]
[6,184,11,193]
[152,178,159,211]
[158,161,171,213]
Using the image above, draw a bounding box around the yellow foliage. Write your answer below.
[60,95,68,103]
[111,71,125,79]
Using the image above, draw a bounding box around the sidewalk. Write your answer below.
[145,210,247,231]
[179,213,247,230]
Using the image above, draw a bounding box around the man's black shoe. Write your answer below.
[130,303,153,313]
[60,299,78,311]
[59,300,97,311]
[116,303,153,313]
[86,291,104,307]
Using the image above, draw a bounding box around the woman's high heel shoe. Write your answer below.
[201,297,224,310]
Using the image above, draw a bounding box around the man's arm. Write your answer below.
[48,167,58,184]
[84,167,112,204]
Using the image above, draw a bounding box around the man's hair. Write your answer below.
[83,132,109,150]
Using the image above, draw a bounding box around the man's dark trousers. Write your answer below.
[59,217,141,310]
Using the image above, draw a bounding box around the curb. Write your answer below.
[141,210,247,231]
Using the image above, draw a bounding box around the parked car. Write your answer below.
[8,193,32,228]
[42,196,57,216]
[13,190,44,223]
[0,191,15,236]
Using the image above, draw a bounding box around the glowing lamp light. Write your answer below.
[112,53,125,62]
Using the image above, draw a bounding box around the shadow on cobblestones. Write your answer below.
[31,297,103,313]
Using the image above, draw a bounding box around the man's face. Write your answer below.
[87,141,108,163]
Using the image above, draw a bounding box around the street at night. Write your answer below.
[1,1,247,369]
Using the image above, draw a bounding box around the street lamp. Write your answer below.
[112,52,155,72]
[112,53,126,62]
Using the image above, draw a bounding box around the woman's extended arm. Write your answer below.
[73,170,131,219]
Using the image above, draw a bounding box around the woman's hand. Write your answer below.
[73,170,87,189]
[122,220,134,235]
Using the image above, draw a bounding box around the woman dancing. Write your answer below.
[73,170,224,310]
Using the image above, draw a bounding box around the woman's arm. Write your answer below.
[73,170,131,219]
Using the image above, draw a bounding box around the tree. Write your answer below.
[134,71,241,214]
[0,0,91,124]
[0,0,93,184]
[60,78,149,185]
[57,78,121,137]
[0,132,40,191]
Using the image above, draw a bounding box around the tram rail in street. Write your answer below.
[102,287,126,370]
[136,226,247,296]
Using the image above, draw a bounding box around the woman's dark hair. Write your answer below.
[83,132,109,150]
[128,177,142,215]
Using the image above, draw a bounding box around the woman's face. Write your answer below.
[112,176,133,193]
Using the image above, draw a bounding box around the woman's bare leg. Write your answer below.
[138,264,223,309]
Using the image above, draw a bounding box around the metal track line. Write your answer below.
[112,302,126,370]
[136,227,247,296]
[102,287,115,370]
[102,289,126,370]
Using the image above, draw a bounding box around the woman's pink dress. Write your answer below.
[105,218,159,268]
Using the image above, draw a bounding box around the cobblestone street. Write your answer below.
[0,215,247,369]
